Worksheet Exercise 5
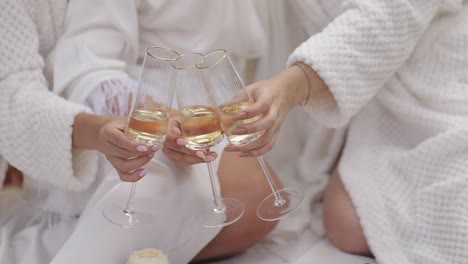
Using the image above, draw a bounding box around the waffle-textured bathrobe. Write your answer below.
[0,1,99,263]
[0,0,98,192]
[288,0,468,263]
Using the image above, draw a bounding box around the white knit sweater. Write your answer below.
[288,0,468,263]
[0,0,98,191]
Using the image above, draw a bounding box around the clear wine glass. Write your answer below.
[197,49,304,221]
[102,46,180,228]
[172,52,245,228]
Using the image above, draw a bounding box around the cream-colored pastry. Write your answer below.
[127,248,169,264]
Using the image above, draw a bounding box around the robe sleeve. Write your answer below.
[0,0,98,191]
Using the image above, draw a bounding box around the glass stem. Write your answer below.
[207,161,224,213]
[123,182,137,215]
[257,156,286,206]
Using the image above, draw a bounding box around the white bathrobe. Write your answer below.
[0,1,231,264]
[52,0,268,105]
[28,0,468,264]
[211,1,468,263]
[0,0,98,194]
[286,0,468,263]
[0,0,101,263]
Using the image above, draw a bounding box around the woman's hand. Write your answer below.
[224,65,311,157]
[73,114,157,182]
[163,117,218,166]
[224,63,330,157]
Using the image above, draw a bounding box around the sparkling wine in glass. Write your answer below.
[180,104,223,150]
[126,109,169,145]
[102,46,179,228]
[198,49,304,221]
[173,52,244,228]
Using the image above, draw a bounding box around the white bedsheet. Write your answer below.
[211,239,375,264]
[293,240,375,264]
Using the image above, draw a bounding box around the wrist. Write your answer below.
[275,64,311,108]
[287,62,331,108]
[291,63,312,106]
[72,113,111,150]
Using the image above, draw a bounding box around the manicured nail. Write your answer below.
[234,111,247,120]
[152,144,161,151]
[176,138,188,146]
[136,145,148,152]
[138,169,147,177]
[232,127,247,135]
[148,153,155,158]
[204,156,215,162]
[196,151,206,159]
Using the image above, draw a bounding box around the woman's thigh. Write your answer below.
[323,169,371,256]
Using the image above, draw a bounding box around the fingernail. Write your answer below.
[148,153,155,158]
[234,111,247,120]
[196,151,206,159]
[152,144,161,151]
[138,169,147,177]
[176,138,188,146]
[232,127,247,134]
[136,145,148,152]
[204,156,215,162]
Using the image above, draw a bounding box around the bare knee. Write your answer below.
[323,170,371,256]
[193,152,280,261]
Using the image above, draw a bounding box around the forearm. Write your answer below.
[72,113,113,150]
[276,63,333,109]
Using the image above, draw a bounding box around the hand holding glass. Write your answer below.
[102,47,179,228]
[198,49,304,221]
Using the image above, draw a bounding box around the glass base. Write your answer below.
[185,135,224,150]
[201,198,244,228]
[227,130,264,146]
[257,187,304,221]
[132,137,164,147]
[103,204,152,228]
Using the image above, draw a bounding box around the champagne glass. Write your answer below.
[172,52,244,228]
[197,49,304,221]
[102,46,179,228]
